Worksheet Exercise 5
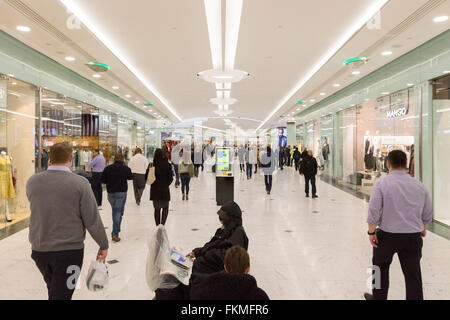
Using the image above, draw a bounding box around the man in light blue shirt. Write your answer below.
[89,149,106,209]
[365,150,433,300]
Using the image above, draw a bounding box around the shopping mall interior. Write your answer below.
[0,0,449,302]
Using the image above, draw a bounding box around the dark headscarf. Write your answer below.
[219,201,243,238]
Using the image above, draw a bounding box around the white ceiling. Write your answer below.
[0,0,449,130]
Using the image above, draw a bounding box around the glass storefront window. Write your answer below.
[336,107,357,189]
[99,109,118,165]
[319,114,333,178]
[433,74,450,226]
[0,75,37,235]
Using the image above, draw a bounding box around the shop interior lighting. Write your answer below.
[60,0,182,122]
[257,0,388,130]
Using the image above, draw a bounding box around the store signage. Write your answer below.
[386,107,408,119]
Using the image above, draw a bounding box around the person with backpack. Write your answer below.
[299,150,318,198]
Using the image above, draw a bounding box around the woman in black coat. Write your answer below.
[146,148,173,226]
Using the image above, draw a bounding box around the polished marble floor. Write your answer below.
[0,163,449,300]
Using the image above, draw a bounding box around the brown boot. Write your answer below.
[182,193,185,201]
[186,194,189,201]
[112,236,121,242]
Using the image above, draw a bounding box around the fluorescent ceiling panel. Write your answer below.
[204,0,223,70]
[59,0,182,121]
[257,0,389,130]
[225,0,244,70]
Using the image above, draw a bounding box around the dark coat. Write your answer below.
[146,161,173,201]
[101,161,133,193]
[190,272,269,300]
[192,226,249,275]
[300,155,318,177]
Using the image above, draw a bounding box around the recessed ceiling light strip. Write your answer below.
[225,0,243,70]
[204,0,223,70]
[59,0,182,122]
[257,0,388,130]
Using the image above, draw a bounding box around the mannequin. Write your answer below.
[0,149,15,223]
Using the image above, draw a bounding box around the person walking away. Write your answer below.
[299,150,318,198]
[285,145,291,167]
[89,149,106,209]
[278,146,284,170]
[128,147,149,206]
[179,151,194,200]
[238,145,245,173]
[364,150,433,301]
[146,148,173,226]
[254,145,259,174]
[244,145,253,180]
[171,143,182,188]
[248,145,257,179]
[293,147,301,171]
[27,143,108,300]
[260,146,276,195]
[101,153,133,242]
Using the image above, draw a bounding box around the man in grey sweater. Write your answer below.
[27,143,109,300]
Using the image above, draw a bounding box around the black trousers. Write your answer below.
[91,172,103,206]
[304,175,316,195]
[132,173,146,203]
[372,230,423,300]
[31,249,84,300]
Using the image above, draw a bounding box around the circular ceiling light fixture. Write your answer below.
[125,94,131,98]
[433,16,449,23]
[87,61,111,72]
[93,74,101,78]
[381,51,393,56]
[352,71,361,75]
[333,83,341,87]
[145,102,155,106]
[197,69,249,84]
[295,100,305,104]
[16,26,31,32]
[209,97,237,105]
[343,56,367,67]
[65,56,76,62]
[112,86,119,90]
[320,92,326,96]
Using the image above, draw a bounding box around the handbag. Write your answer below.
[146,165,156,185]
[188,164,195,178]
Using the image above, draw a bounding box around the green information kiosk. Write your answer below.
[215,147,234,206]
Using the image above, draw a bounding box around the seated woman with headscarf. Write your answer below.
[186,200,249,274]
[154,201,248,300]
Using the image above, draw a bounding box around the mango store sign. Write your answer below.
[386,107,408,119]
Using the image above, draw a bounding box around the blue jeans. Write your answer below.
[180,173,190,194]
[108,192,127,237]
[246,164,253,179]
[264,175,272,192]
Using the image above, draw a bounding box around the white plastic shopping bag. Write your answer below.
[146,225,192,291]
[86,261,109,292]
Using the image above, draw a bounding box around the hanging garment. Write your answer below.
[0,156,15,199]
